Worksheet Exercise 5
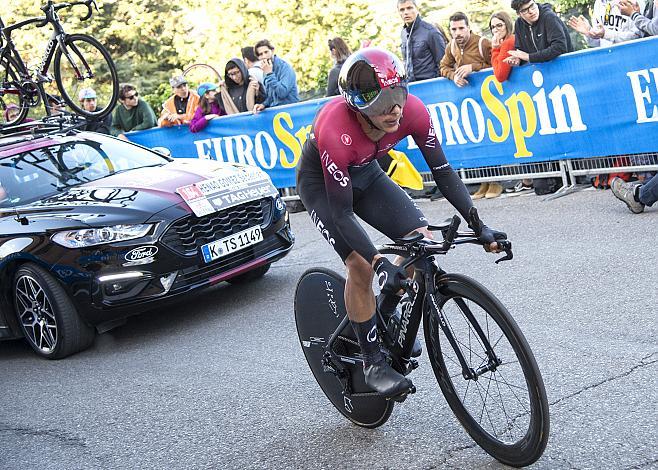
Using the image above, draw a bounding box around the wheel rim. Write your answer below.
[15,274,58,354]
[438,296,535,446]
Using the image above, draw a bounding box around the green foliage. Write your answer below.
[3,0,588,113]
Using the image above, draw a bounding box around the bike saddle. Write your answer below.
[393,231,424,244]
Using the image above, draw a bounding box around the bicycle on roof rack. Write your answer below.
[295,211,550,467]
[0,0,118,127]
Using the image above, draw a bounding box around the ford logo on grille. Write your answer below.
[125,246,158,261]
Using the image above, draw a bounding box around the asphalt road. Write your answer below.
[1,188,656,470]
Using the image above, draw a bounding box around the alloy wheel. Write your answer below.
[15,274,58,354]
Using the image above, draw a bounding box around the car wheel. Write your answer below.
[227,262,271,284]
[13,263,95,359]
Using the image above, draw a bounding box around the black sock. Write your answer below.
[351,314,384,367]
[634,184,642,202]
[377,292,402,320]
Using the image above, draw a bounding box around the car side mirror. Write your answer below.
[152,146,172,157]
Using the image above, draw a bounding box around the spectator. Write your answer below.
[78,88,111,134]
[241,46,265,86]
[611,175,658,213]
[568,0,642,47]
[158,75,200,128]
[440,13,496,198]
[619,0,658,36]
[326,37,351,96]
[253,39,299,113]
[490,11,516,83]
[189,83,226,133]
[110,84,156,139]
[505,1,573,67]
[218,58,264,114]
[47,95,66,115]
[440,12,492,87]
[398,0,446,81]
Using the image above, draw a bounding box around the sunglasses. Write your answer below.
[123,92,139,100]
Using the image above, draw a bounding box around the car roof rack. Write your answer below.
[0,113,89,150]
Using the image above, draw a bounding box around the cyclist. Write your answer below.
[296,48,504,398]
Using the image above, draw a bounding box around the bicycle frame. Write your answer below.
[322,217,510,392]
[0,1,95,112]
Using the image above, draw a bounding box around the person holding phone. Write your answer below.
[252,39,299,114]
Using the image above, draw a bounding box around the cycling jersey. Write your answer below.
[297,94,473,263]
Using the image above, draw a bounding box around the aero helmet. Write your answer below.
[338,47,408,117]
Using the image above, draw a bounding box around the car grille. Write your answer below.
[171,233,291,289]
[161,198,272,256]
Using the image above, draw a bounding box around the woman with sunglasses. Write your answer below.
[295,47,506,399]
[326,37,351,97]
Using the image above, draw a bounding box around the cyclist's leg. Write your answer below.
[297,161,412,397]
[354,163,430,310]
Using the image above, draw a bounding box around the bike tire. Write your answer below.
[424,273,549,467]
[294,267,394,428]
[53,34,118,119]
[0,56,30,126]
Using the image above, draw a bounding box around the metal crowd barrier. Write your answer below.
[279,154,657,202]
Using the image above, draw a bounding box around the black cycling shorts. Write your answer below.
[297,156,428,262]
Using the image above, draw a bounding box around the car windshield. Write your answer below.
[0,135,168,208]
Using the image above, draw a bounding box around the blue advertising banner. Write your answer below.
[129,37,658,188]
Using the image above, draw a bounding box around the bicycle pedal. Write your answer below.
[388,385,416,403]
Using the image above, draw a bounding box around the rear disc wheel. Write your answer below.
[295,268,393,428]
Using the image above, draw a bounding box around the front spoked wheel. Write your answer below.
[295,268,394,428]
[424,273,549,467]
[54,33,118,119]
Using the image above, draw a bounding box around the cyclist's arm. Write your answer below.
[406,95,473,220]
[320,146,379,263]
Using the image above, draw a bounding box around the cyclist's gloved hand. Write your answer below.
[373,257,407,294]
[467,207,507,252]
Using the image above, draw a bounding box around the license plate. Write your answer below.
[200,226,263,263]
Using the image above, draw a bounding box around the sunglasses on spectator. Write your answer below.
[123,92,139,100]
[517,2,537,14]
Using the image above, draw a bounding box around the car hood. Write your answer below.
[6,160,263,228]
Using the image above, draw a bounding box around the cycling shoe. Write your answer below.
[363,360,414,398]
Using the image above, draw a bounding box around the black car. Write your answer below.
[0,125,294,358]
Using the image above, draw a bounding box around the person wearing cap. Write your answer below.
[111,83,157,139]
[78,88,112,134]
[189,83,226,133]
[158,75,200,127]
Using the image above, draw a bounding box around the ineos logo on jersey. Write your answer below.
[340,134,352,146]
[367,324,378,343]
[320,151,350,187]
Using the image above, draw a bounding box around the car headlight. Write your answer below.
[52,224,153,248]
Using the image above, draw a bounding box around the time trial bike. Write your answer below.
[295,212,550,467]
[0,0,118,126]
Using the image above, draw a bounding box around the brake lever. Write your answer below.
[494,240,513,264]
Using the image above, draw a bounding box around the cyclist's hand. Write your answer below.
[373,257,407,294]
[479,226,507,253]
[467,207,507,253]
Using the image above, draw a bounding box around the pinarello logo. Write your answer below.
[341,134,352,146]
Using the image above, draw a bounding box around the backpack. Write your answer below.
[591,157,632,189]
[533,177,562,195]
